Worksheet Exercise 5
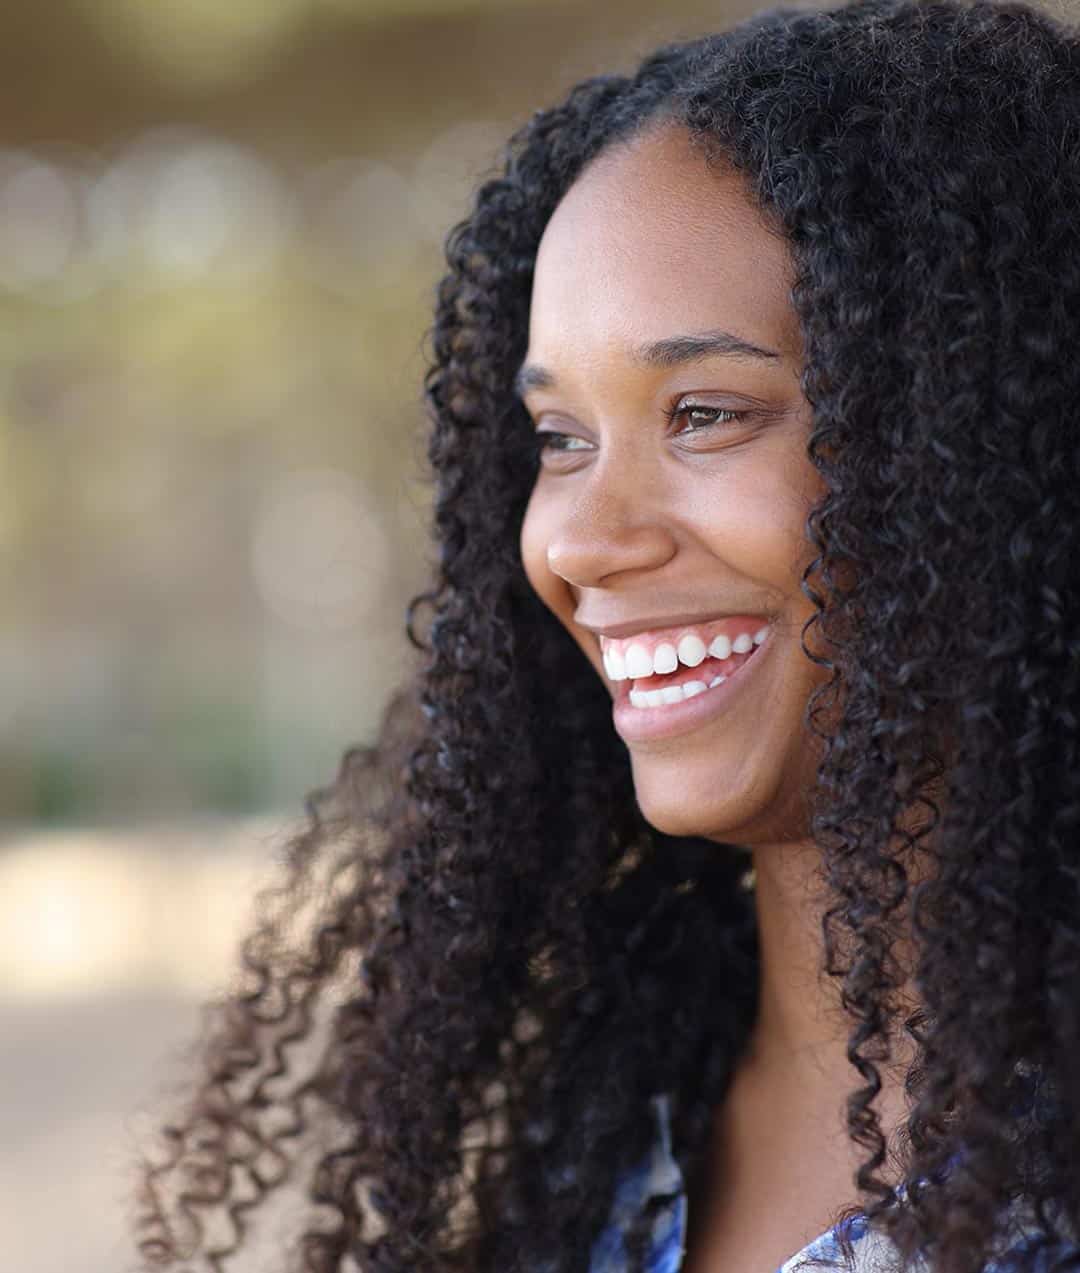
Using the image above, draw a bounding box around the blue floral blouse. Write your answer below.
[589,1074,1077,1273]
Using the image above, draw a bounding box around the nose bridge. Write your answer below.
[546,444,677,586]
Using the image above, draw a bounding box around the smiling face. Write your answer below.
[518,122,830,846]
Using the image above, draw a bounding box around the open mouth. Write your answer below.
[618,637,763,709]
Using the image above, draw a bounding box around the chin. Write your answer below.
[628,746,800,846]
[630,765,737,841]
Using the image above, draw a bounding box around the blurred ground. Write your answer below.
[0,817,282,1271]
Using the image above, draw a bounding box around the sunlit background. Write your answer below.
[7,0,1073,1267]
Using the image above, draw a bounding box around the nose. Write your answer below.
[545,468,677,588]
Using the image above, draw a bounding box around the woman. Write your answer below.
[134,1,1080,1270]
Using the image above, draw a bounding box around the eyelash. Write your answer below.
[661,401,748,433]
[532,401,749,455]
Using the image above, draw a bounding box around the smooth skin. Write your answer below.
[518,122,916,1271]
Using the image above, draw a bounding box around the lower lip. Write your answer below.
[611,635,774,743]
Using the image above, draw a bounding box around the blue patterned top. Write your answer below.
[589,1075,1077,1272]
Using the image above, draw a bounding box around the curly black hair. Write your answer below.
[132,1,1080,1270]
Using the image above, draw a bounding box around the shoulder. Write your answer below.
[783,1219,1080,1273]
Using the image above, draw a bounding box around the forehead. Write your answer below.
[529,122,802,365]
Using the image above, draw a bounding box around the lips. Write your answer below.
[609,623,774,742]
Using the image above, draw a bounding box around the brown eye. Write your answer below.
[667,403,747,433]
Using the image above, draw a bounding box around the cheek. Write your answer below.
[701,452,822,585]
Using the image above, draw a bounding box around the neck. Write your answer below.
[680,836,922,1267]
[748,838,849,1070]
[738,835,919,1137]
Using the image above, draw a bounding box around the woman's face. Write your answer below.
[518,122,829,846]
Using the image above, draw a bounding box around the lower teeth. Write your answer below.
[628,677,726,710]
[627,656,757,710]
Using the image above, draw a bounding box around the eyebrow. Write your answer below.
[512,328,782,399]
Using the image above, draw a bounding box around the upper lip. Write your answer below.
[575,610,768,641]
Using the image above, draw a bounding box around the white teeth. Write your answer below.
[707,633,732,660]
[616,621,771,698]
[628,675,727,709]
[677,633,707,667]
[604,645,627,681]
[624,643,654,679]
[653,642,678,674]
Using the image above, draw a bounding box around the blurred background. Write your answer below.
[1,0,1067,1268]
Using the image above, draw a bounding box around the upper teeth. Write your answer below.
[602,623,769,681]
[653,643,678,674]
[677,634,707,667]
[623,645,652,678]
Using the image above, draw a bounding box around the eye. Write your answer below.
[664,400,750,434]
[532,431,593,454]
